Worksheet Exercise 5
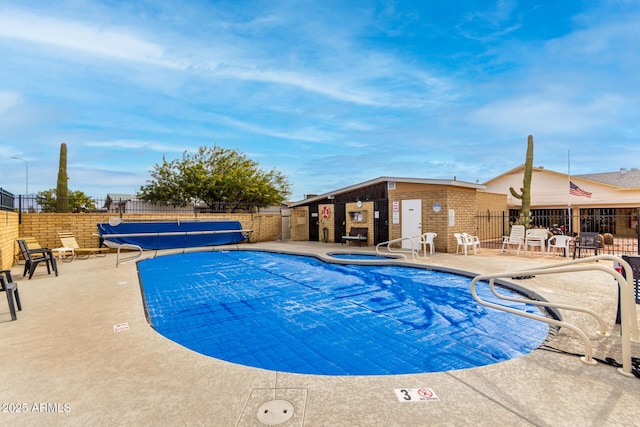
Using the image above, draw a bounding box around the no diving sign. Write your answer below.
[394,388,439,402]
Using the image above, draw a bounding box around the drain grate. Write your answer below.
[256,399,294,425]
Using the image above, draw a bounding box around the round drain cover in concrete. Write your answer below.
[256,399,294,425]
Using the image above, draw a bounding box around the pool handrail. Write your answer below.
[484,277,608,336]
[376,234,423,259]
[470,254,638,377]
[101,240,143,267]
[508,254,638,341]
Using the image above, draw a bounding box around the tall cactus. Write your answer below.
[509,135,534,227]
[56,142,69,212]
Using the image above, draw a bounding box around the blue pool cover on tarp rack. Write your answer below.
[97,220,248,250]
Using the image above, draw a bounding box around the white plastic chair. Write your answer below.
[462,233,481,255]
[420,232,437,255]
[501,225,525,254]
[524,228,549,255]
[547,235,573,257]
[455,232,479,255]
[454,233,466,255]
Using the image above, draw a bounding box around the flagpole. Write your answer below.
[568,150,572,236]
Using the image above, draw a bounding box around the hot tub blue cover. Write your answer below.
[97,220,246,250]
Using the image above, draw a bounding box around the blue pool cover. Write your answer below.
[98,220,246,250]
[138,250,550,375]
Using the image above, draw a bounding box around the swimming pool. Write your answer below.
[137,250,550,375]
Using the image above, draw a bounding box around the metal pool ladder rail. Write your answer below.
[376,233,433,260]
[470,255,639,377]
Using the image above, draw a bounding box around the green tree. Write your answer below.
[37,189,97,213]
[56,142,69,213]
[138,145,291,210]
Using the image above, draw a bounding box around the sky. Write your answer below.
[1,0,639,202]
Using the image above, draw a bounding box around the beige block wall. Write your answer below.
[12,213,281,262]
[446,188,478,252]
[290,207,309,241]
[0,211,19,269]
[318,204,335,243]
[476,191,509,241]
[344,201,374,246]
[477,191,508,213]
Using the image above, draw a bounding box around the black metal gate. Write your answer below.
[374,199,389,244]
[308,204,320,241]
[334,202,346,243]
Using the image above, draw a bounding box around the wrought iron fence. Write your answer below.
[476,209,640,256]
[0,188,14,211]
[12,195,283,215]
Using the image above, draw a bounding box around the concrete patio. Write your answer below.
[1,241,639,426]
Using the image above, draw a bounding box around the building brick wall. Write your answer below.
[388,183,479,253]
[477,191,508,213]
[318,204,335,243]
[446,188,478,252]
[290,207,309,241]
[344,201,373,246]
[476,191,509,241]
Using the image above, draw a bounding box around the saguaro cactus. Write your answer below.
[56,142,69,212]
[509,135,534,227]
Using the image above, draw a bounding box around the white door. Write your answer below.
[401,199,422,249]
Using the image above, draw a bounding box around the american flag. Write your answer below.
[570,181,592,198]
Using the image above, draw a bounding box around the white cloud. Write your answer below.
[457,0,521,41]
[0,6,455,110]
[470,92,627,134]
[209,114,339,142]
[0,9,185,69]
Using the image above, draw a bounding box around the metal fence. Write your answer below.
[476,209,640,256]
[0,188,14,212]
[11,195,283,215]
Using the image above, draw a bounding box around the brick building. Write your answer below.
[288,177,504,253]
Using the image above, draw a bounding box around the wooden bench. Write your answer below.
[342,227,368,246]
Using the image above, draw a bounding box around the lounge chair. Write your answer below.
[58,232,110,258]
[547,235,573,257]
[1,270,22,321]
[17,238,58,279]
[501,225,525,254]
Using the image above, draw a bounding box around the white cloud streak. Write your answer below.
[0,9,185,68]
